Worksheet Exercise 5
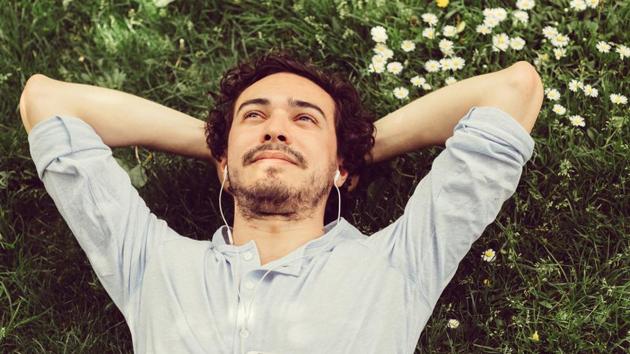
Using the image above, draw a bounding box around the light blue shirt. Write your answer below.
[28,106,534,354]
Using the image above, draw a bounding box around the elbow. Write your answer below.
[21,74,49,101]
[505,61,545,132]
[508,61,544,100]
[20,74,51,134]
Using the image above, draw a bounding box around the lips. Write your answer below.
[253,151,296,164]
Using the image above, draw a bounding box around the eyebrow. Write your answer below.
[236,97,326,120]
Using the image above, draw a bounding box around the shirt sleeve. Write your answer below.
[364,106,535,308]
[28,115,180,314]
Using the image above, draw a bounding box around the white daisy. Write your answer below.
[616,45,630,59]
[393,87,409,99]
[546,88,561,101]
[439,39,454,56]
[484,8,508,22]
[476,24,492,35]
[450,56,466,70]
[439,57,454,71]
[483,16,500,29]
[512,10,529,24]
[551,34,570,47]
[596,41,611,53]
[370,26,388,43]
[552,104,566,115]
[554,48,567,60]
[582,84,598,97]
[369,62,385,74]
[482,248,496,262]
[421,13,438,26]
[410,75,426,87]
[373,43,389,55]
[422,27,437,39]
[424,60,441,72]
[510,37,526,50]
[442,25,458,38]
[386,61,403,75]
[422,83,432,90]
[568,79,583,92]
[492,33,510,52]
[585,0,599,8]
[569,0,587,11]
[609,94,628,105]
[445,76,458,85]
[542,26,559,39]
[516,0,535,10]
[383,48,395,60]
[371,54,387,67]
[401,40,416,52]
[569,115,585,127]
[447,319,460,329]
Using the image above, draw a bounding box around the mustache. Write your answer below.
[243,143,305,167]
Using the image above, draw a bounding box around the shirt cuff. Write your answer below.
[28,115,110,180]
[454,106,536,164]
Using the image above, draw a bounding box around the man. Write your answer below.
[20,52,543,353]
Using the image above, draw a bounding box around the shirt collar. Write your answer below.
[210,217,358,276]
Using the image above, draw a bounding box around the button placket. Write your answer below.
[234,249,257,347]
[239,273,259,294]
[237,270,261,343]
[242,251,253,261]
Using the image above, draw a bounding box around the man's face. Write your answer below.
[222,72,343,220]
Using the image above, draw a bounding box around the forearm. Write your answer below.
[368,62,531,164]
[20,74,214,163]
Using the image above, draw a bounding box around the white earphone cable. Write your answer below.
[219,167,233,245]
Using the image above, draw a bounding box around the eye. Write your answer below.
[244,111,262,119]
[297,115,316,124]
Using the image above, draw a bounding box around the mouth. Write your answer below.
[254,158,295,164]
[252,151,298,165]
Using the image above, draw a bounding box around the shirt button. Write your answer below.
[245,281,255,290]
[240,328,250,338]
[242,251,253,261]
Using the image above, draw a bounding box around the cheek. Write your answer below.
[226,131,250,158]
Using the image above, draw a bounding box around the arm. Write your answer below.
[363,63,543,309]
[19,74,216,165]
[20,75,204,313]
[369,61,544,164]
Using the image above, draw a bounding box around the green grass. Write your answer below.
[1,0,629,352]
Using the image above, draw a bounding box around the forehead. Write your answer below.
[234,72,336,119]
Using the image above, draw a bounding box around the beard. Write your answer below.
[227,162,336,221]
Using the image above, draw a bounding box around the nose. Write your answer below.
[264,132,286,142]
[262,112,289,144]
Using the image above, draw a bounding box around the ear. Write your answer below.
[336,157,361,192]
[216,157,229,189]
[335,157,350,187]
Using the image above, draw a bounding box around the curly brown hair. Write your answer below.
[204,52,376,184]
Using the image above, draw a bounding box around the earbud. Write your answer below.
[334,169,340,182]
[223,166,227,179]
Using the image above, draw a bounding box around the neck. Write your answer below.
[230,206,327,266]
